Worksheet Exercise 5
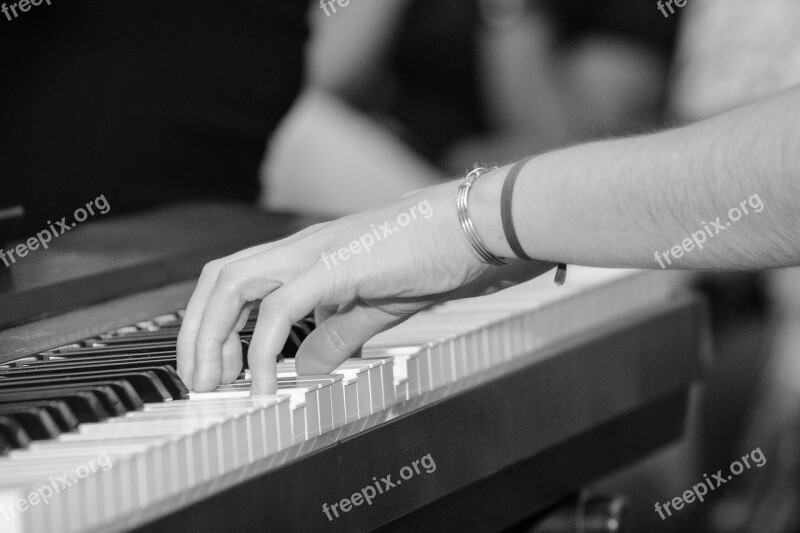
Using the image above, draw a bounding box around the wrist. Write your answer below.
[464,159,566,282]
[467,164,516,260]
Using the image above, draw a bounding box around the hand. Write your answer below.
[177,180,555,395]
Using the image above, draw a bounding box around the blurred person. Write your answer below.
[264,0,678,216]
[671,2,800,531]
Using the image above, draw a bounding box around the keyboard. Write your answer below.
[0,203,708,532]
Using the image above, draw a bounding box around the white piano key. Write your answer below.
[276,388,313,443]
[325,365,370,418]
[361,357,396,408]
[416,345,433,393]
[340,376,359,424]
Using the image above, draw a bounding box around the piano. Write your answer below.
[0,202,709,533]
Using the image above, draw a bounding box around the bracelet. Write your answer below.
[500,157,568,285]
[501,157,535,260]
[456,165,509,267]
[457,161,568,285]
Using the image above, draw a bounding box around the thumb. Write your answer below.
[295,302,407,375]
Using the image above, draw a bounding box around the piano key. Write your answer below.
[0,370,174,403]
[0,415,32,449]
[0,363,167,406]
[152,313,180,326]
[362,357,397,407]
[183,392,294,450]
[329,359,384,411]
[307,376,343,430]
[276,360,369,422]
[0,358,177,377]
[197,388,312,444]
[15,353,181,368]
[0,406,61,440]
[0,431,11,456]
[47,341,179,356]
[0,382,129,417]
[275,379,332,433]
[145,397,287,459]
[0,400,79,432]
[0,388,111,423]
[279,387,320,440]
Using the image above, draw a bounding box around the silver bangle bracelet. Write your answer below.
[456,165,509,267]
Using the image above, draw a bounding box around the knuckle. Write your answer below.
[217,263,244,293]
[201,259,223,277]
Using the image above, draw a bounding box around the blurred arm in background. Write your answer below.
[262,0,443,217]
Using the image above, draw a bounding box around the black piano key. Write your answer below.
[0,414,32,449]
[295,317,315,336]
[0,405,61,440]
[0,388,110,423]
[0,383,125,417]
[1,357,179,374]
[3,400,80,432]
[141,366,188,399]
[87,332,180,346]
[20,353,179,367]
[46,384,125,417]
[47,341,179,357]
[0,364,187,400]
[39,344,282,375]
[0,430,11,456]
[0,370,174,402]
[240,338,286,368]
[68,311,312,348]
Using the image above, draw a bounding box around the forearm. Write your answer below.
[266,89,442,214]
[471,86,800,270]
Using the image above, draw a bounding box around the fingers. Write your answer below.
[248,274,325,395]
[192,259,283,392]
[177,224,325,387]
[295,303,407,375]
[177,247,268,386]
[220,332,244,384]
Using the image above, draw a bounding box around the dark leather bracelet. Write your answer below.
[500,157,567,285]
[501,157,534,260]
